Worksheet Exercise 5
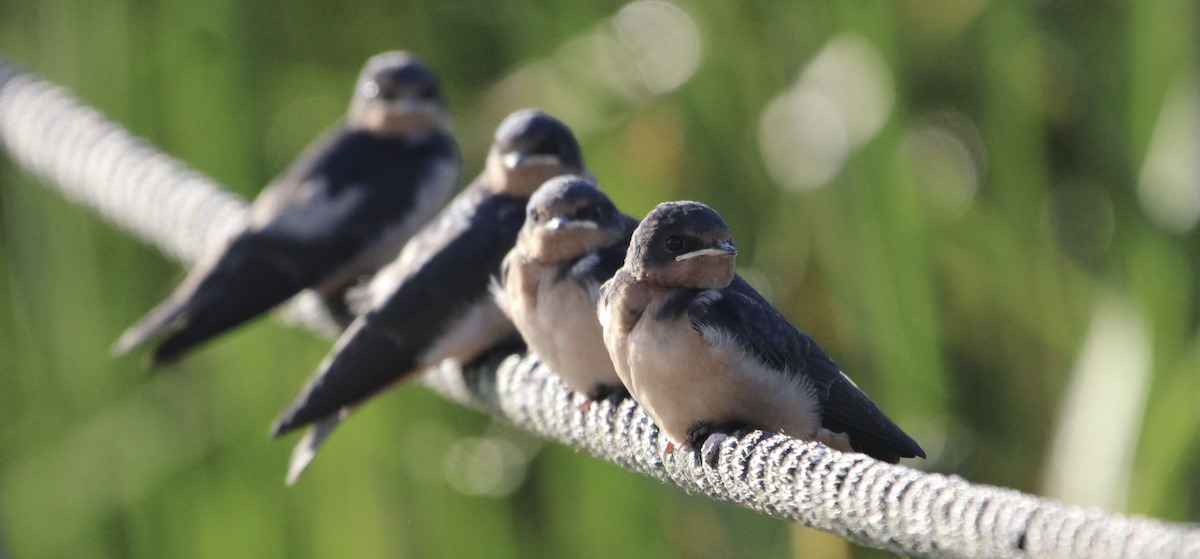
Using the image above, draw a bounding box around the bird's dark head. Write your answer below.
[485,110,585,197]
[627,201,737,289]
[519,175,627,263]
[349,51,448,136]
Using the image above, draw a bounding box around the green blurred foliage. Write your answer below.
[0,0,1197,557]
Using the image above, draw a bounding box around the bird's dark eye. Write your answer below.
[664,235,684,253]
[528,209,540,222]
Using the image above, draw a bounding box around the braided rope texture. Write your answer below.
[0,61,247,264]
[2,56,1198,559]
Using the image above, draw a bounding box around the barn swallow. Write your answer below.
[114,51,461,365]
[271,110,586,484]
[598,202,925,463]
[495,175,637,403]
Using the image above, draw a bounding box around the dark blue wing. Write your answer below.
[253,126,459,262]
[688,275,925,463]
[271,188,526,435]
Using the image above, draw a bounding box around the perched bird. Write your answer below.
[271,110,586,484]
[114,51,460,365]
[598,202,925,463]
[495,175,637,402]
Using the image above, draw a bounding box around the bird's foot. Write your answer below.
[581,384,629,411]
[683,421,748,466]
[681,425,711,450]
[700,433,728,468]
[587,384,629,403]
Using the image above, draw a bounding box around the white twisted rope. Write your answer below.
[1,55,1197,559]
[0,65,247,264]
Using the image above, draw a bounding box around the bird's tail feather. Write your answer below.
[271,319,419,438]
[111,295,190,358]
[285,415,343,485]
[123,255,311,366]
[822,378,926,463]
[145,285,296,366]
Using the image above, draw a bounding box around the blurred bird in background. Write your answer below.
[114,51,460,365]
[271,109,586,484]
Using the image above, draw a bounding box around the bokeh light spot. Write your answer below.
[758,87,848,191]
[443,437,530,498]
[898,122,980,218]
[800,34,894,148]
[479,0,702,147]
[613,1,701,95]
[759,33,894,192]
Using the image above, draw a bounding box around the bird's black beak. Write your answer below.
[675,242,737,261]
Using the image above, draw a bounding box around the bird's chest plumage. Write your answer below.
[624,303,740,443]
[505,261,618,393]
[622,292,823,445]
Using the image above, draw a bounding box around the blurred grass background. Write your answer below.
[0,0,1197,557]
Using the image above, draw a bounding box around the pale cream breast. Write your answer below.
[534,273,619,393]
[625,295,825,445]
[597,274,642,394]
[505,258,619,394]
[498,251,536,326]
